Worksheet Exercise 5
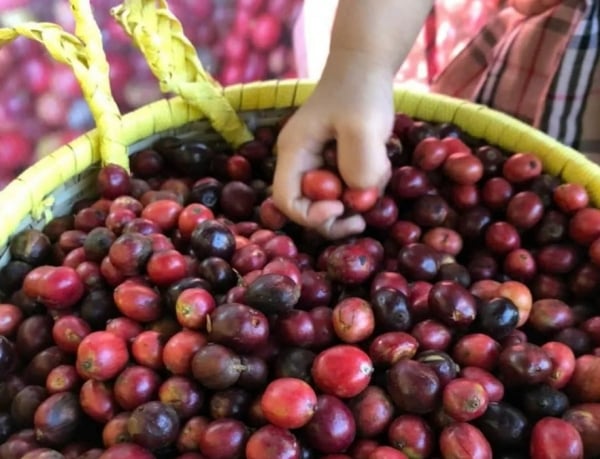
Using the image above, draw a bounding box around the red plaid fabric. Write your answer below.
[431,0,600,159]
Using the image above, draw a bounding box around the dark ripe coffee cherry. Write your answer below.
[474,401,529,449]
[506,191,544,230]
[274,348,316,383]
[0,260,33,295]
[0,412,13,443]
[197,257,238,294]
[416,350,460,387]
[190,177,223,210]
[83,227,116,262]
[259,156,277,182]
[244,273,301,315]
[404,121,438,148]
[386,359,441,414]
[485,221,521,255]
[9,229,51,266]
[467,252,498,281]
[390,166,431,199]
[33,391,81,446]
[476,297,519,340]
[130,148,164,178]
[428,281,477,328]
[97,164,131,199]
[411,195,450,227]
[498,343,553,386]
[386,135,408,167]
[191,220,236,261]
[208,303,270,353]
[220,181,257,221]
[438,122,464,139]
[529,173,561,207]
[0,336,16,379]
[108,233,152,277]
[481,177,513,210]
[162,140,216,179]
[437,262,471,288]
[127,401,180,451]
[553,327,592,356]
[456,206,492,240]
[303,394,356,454]
[363,196,399,229]
[397,243,440,281]
[237,356,268,390]
[370,288,412,332]
[521,384,570,420]
[153,135,182,154]
[475,145,506,177]
[80,290,120,330]
[209,388,252,420]
[237,139,270,162]
[535,209,568,246]
[191,344,243,390]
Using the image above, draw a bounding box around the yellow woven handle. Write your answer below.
[0,0,128,170]
[111,0,254,148]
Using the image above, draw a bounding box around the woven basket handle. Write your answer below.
[0,0,129,170]
[111,0,254,148]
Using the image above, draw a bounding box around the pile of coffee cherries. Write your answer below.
[1,112,600,459]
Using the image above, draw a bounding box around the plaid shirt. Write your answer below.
[431,0,600,162]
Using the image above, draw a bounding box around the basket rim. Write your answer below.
[1,78,600,252]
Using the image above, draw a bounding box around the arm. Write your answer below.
[329,0,434,78]
[272,1,432,239]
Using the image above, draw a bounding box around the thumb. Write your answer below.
[336,128,392,192]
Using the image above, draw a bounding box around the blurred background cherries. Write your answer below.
[0,0,302,189]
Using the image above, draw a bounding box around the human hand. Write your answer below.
[272,51,394,239]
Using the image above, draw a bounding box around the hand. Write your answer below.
[272,51,394,239]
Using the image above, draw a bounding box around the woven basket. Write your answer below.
[1,0,600,273]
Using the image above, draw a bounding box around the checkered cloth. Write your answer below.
[431,0,600,161]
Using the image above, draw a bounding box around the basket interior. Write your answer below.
[0,106,294,270]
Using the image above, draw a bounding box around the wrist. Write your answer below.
[320,48,396,87]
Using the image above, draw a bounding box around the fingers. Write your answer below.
[336,124,392,192]
[272,121,335,227]
[316,213,367,240]
[306,200,345,224]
